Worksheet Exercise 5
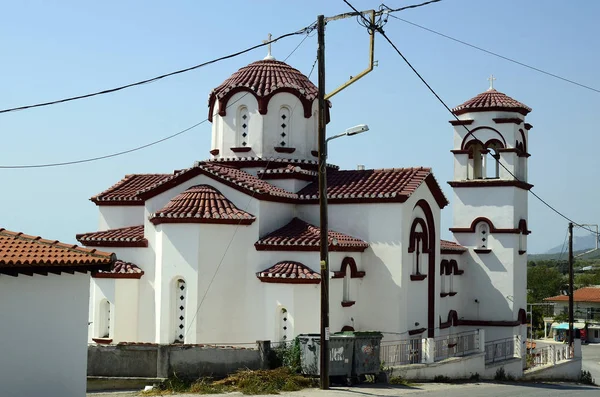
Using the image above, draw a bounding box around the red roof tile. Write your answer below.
[441,239,467,254]
[150,185,256,225]
[76,225,147,247]
[94,259,144,279]
[452,89,531,116]
[256,261,321,284]
[208,60,318,120]
[91,174,172,205]
[298,167,449,208]
[257,165,317,181]
[255,218,368,252]
[545,287,600,303]
[0,228,114,275]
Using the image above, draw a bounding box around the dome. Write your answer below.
[208,60,319,121]
[452,88,531,116]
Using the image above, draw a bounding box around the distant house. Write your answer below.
[544,286,600,343]
[0,228,114,397]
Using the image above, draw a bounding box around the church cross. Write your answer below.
[263,33,274,60]
[488,74,496,90]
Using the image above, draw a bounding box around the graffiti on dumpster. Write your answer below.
[362,344,374,355]
[330,346,345,362]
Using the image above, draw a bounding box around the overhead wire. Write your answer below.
[0,22,316,115]
[0,24,316,169]
[341,0,600,237]
[384,13,600,94]
[183,35,319,340]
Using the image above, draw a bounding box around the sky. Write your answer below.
[0,0,598,254]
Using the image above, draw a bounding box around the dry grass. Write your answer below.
[143,367,316,395]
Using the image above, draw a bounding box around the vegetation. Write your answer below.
[269,338,301,373]
[145,368,316,395]
[579,370,596,386]
[388,375,415,386]
[494,367,515,381]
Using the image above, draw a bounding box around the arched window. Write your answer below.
[466,141,484,180]
[484,147,500,179]
[343,272,351,302]
[519,219,528,253]
[476,222,490,249]
[279,107,290,147]
[409,218,429,276]
[174,278,186,343]
[237,106,249,147]
[99,299,111,338]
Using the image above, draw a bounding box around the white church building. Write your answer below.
[78,54,531,347]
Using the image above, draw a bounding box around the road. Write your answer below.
[88,382,597,397]
[582,344,600,384]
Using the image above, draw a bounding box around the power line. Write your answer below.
[558,227,569,263]
[342,0,600,237]
[384,0,442,12]
[386,14,600,94]
[0,28,316,169]
[0,23,316,116]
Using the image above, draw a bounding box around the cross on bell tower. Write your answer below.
[487,74,496,91]
[263,33,276,60]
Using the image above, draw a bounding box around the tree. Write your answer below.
[527,265,564,303]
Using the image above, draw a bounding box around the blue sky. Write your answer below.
[0,0,598,253]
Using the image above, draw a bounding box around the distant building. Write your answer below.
[77,53,531,348]
[544,286,600,342]
[0,228,113,397]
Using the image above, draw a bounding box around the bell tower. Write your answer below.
[448,80,531,339]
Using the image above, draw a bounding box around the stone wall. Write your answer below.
[88,342,266,380]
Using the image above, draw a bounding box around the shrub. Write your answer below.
[580,370,596,386]
[433,375,451,383]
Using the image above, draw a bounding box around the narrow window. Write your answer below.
[343,272,351,302]
[280,307,289,342]
[99,300,111,338]
[468,142,484,179]
[237,106,249,147]
[476,222,490,249]
[414,235,422,274]
[279,107,290,147]
[174,279,186,343]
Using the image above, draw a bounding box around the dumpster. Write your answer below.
[298,334,354,379]
[335,331,383,380]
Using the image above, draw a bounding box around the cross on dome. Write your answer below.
[263,33,276,60]
[487,74,496,91]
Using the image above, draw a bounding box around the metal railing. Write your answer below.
[485,336,520,364]
[380,338,422,366]
[527,343,574,369]
[434,330,479,362]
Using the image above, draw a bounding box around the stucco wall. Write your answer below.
[99,205,144,231]
[482,358,523,380]
[0,273,90,397]
[523,358,582,381]
[388,353,485,380]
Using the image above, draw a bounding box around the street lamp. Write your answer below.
[319,123,369,389]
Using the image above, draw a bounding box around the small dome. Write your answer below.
[208,60,319,121]
[452,89,531,116]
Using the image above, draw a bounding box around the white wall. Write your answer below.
[98,205,144,231]
[0,273,90,397]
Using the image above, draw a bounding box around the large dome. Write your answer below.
[208,60,319,121]
[452,88,531,116]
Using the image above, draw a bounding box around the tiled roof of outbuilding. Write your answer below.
[545,287,600,303]
[256,261,321,284]
[76,225,147,247]
[440,239,467,254]
[0,228,114,275]
[255,217,368,252]
[452,89,531,116]
[94,259,144,279]
[150,185,256,225]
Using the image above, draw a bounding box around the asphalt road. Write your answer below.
[582,344,600,384]
[88,382,598,397]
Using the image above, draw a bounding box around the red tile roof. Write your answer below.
[93,259,144,279]
[257,165,317,181]
[545,287,600,303]
[150,185,256,225]
[94,162,447,208]
[452,89,532,116]
[0,228,114,276]
[255,217,368,252]
[208,60,318,121]
[256,261,321,284]
[298,167,449,208]
[91,174,171,205]
[441,239,467,254]
[76,225,147,247]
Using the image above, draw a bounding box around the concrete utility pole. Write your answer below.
[317,13,330,391]
[568,222,574,347]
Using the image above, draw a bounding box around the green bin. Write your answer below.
[335,331,383,378]
[298,334,354,378]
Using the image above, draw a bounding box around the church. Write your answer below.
[77,52,531,347]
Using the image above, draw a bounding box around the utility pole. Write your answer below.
[568,222,574,347]
[317,14,329,391]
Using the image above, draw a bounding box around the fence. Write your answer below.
[526,343,574,369]
[380,338,422,366]
[434,330,479,362]
[485,336,520,364]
